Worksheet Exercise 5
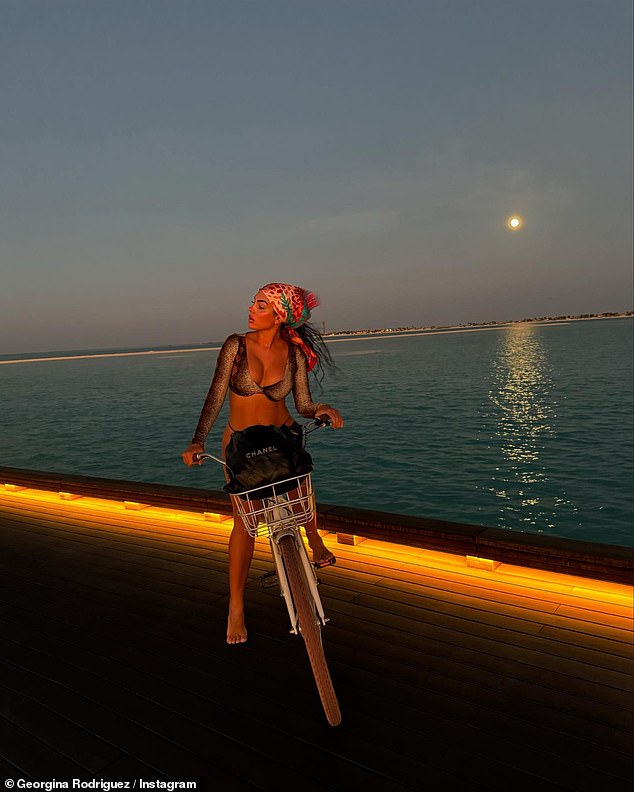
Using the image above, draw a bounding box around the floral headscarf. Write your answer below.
[259,282,320,371]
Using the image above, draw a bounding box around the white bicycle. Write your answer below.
[195,419,342,727]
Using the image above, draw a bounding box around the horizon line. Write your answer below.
[1,311,631,366]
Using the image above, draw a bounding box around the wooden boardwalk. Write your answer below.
[0,484,632,791]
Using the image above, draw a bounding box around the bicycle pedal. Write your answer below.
[313,555,336,569]
[261,571,279,589]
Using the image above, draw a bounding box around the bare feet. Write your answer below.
[227,601,247,644]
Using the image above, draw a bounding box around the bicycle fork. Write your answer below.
[269,528,328,635]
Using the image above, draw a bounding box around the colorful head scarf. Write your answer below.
[259,282,320,371]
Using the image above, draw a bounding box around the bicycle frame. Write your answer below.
[236,479,328,634]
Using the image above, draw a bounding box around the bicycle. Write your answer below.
[194,418,342,727]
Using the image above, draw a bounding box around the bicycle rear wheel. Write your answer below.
[279,534,342,727]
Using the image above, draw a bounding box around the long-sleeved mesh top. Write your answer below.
[191,334,325,446]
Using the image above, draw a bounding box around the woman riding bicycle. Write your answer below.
[181,282,344,644]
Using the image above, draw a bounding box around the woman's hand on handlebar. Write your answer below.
[181,443,204,466]
[315,406,344,429]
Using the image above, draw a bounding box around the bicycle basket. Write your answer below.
[231,474,315,538]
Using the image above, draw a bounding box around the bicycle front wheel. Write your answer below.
[279,534,342,727]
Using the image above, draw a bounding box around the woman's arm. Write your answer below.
[291,346,344,428]
[182,335,239,465]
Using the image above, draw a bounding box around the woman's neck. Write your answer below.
[250,326,282,350]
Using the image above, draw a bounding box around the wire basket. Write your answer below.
[230,474,315,538]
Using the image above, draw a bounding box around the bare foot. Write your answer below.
[311,542,336,567]
[304,527,336,567]
[227,602,247,644]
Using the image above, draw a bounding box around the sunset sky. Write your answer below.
[2,0,632,354]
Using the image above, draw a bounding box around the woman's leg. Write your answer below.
[294,479,336,566]
[303,502,336,565]
[226,499,254,644]
[223,423,253,644]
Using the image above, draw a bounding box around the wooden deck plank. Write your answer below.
[0,614,586,792]
[4,506,631,656]
[1,650,364,792]
[3,641,466,792]
[3,540,629,694]
[2,548,630,704]
[4,588,628,760]
[0,612,483,791]
[0,715,87,778]
[2,532,628,704]
[1,493,632,791]
[0,489,627,594]
[0,665,261,789]
[4,582,630,740]
[4,495,631,618]
[2,470,631,585]
[0,681,122,774]
[4,499,631,641]
[338,593,633,681]
[1,585,484,787]
[4,591,631,752]
[331,576,634,654]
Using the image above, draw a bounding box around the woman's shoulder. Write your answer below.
[222,332,245,344]
[218,333,243,355]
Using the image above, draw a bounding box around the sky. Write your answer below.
[1,0,632,354]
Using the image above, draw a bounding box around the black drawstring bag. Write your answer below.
[223,423,313,497]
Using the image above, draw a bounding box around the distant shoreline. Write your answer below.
[0,312,631,365]
[323,311,634,338]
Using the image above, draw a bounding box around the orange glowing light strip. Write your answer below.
[1,482,632,609]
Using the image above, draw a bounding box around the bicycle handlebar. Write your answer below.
[305,415,332,433]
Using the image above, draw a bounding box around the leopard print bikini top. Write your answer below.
[191,333,322,446]
[229,333,294,400]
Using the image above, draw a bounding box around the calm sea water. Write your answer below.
[1,319,632,547]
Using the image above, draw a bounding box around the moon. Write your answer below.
[506,215,524,231]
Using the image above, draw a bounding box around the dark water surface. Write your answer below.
[1,318,632,547]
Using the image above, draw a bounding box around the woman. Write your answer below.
[182,282,344,644]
